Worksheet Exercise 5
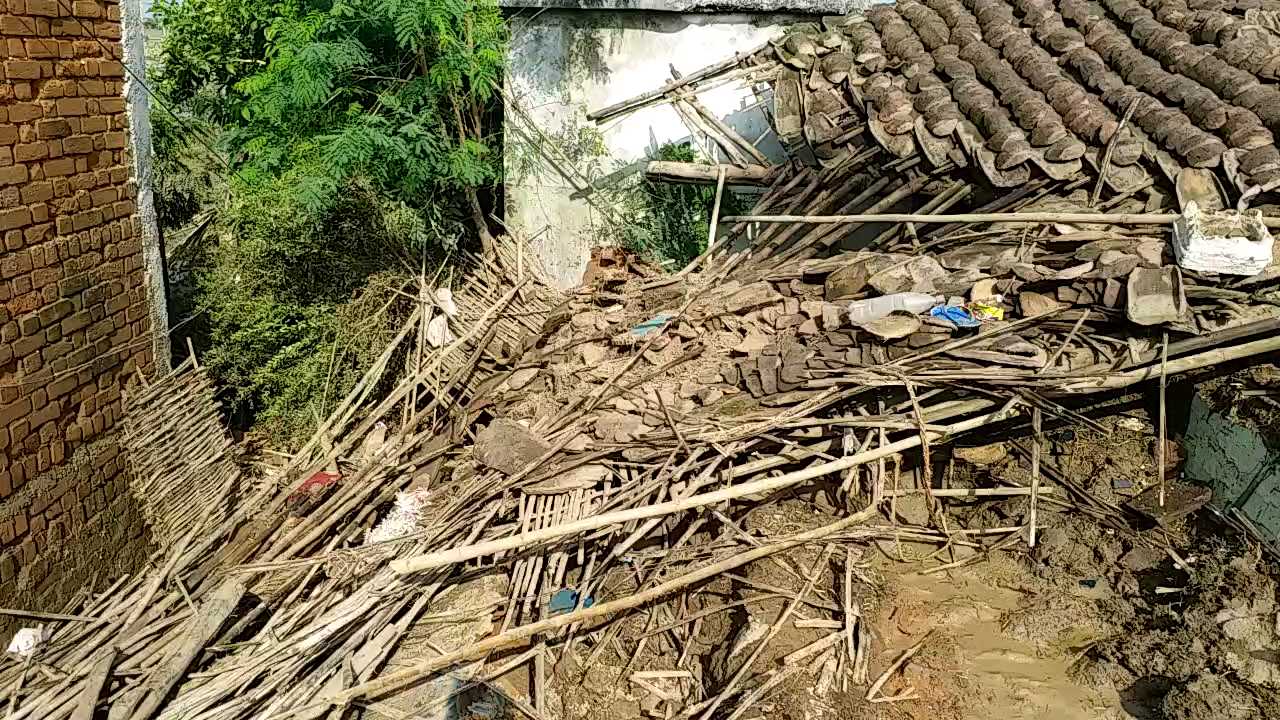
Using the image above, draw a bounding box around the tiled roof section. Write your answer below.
[764,0,1280,192]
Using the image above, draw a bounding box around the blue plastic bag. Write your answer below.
[930,304,981,328]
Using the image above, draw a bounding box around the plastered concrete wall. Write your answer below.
[1183,393,1280,545]
[0,0,160,630]
[504,10,797,289]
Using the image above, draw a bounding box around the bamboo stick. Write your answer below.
[303,509,878,714]
[721,211,1280,227]
[389,405,1017,575]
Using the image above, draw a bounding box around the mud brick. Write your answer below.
[37,298,71,326]
[826,330,856,347]
[775,313,805,330]
[59,309,88,334]
[721,361,741,386]
[743,368,764,398]
[0,207,30,231]
[3,60,41,80]
[758,355,780,395]
[0,398,32,426]
[18,313,40,335]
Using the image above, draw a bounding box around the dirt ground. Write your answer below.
[470,415,1280,720]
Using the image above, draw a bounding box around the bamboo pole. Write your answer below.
[389,405,1018,575]
[721,211,1280,228]
[294,510,878,715]
[645,161,770,186]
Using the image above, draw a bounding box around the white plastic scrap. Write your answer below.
[365,489,429,544]
[426,313,455,348]
[434,287,458,317]
[1173,201,1274,276]
[6,627,48,657]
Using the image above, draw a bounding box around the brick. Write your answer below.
[43,157,74,176]
[99,60,123,77]
[6,103,40,123]
[47,372,77,398]
[61,135,92,154]
[20,181,51,203]
[18,313,39,335]
[23,38,56,57]
[0,125,16,144]
[79,115,105,133]
[25,0,55,14]
[0,164,27,186]
[39,298,72,325]
[71,208,100,231]
[71,0,101,16]
[54,98,86,116]
[59,309,88,334]
[12,329,43,358]
[0,206,30,231]
[0,398,30,427]
[3,60,40,80]
[14,142,48,162]
[35,119,69,139]
[0,15,37,35]
[49,18,79,36]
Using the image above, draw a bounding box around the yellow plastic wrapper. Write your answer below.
[969,302,1004,321]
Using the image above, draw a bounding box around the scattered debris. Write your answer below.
[10,3,1280,719]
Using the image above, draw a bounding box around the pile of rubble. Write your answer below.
[7,0,1280,717]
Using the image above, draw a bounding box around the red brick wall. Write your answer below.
[0,0,152,625]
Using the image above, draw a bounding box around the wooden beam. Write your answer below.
[127,578,246,720]
[721,211,1280,228]
[587,46,764,122]
[71,649,117,720]
[644,161,771,186]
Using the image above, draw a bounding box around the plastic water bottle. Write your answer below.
[846,293,943,325]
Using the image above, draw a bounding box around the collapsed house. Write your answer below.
[4,1,1280,719]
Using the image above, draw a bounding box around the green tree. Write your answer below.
[152,0,506,445]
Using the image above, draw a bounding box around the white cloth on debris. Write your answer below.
[434,287,458,317]
[6,627,47,657]
[426,314,455,348]
[365,489,429,544]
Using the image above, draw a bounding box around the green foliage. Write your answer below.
[228,0,505,217]
[198,186,430,444]
[152,0,301,124]
[152,0,506,447]
[627,143,744,269]
[149,103,224,232]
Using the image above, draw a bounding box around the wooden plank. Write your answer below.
[71,648,117,720]
[127,578,246,720]
[644,161,772,186]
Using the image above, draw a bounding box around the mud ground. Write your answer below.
[477,415,1280,720]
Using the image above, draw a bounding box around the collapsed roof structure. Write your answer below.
[6,2,1280,719]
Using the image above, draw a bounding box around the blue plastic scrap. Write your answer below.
[549,588,594,614]
[631,313,674,338]
[929,304,981,328]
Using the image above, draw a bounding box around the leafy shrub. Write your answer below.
[152,0,505,446]
[627,143,744,269]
